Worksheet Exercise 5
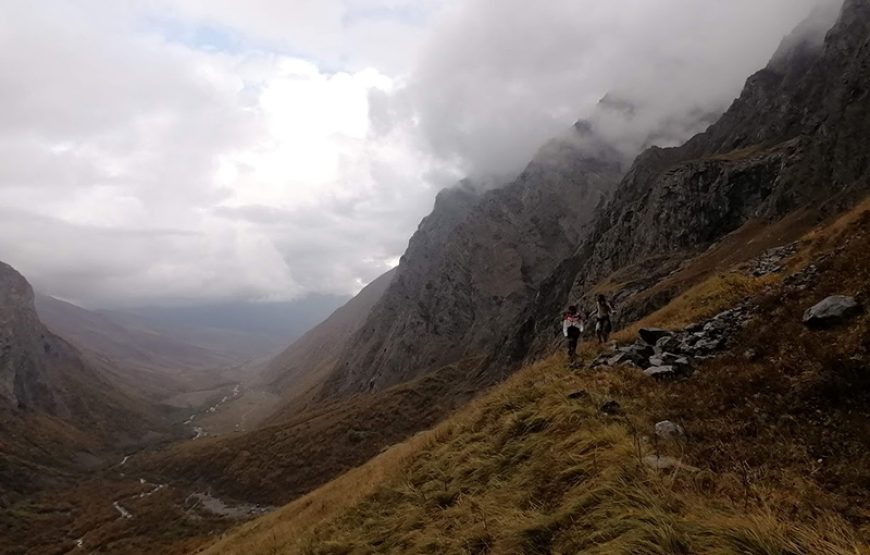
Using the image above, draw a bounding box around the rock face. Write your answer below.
[259,268,397,411]
[0,260,161,438]
[803,295,863,327]
[0,260,72,414]
[323,135,624,396]
[512,0,870,362]
[322,0,869,401]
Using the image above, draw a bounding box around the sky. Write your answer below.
[0,0,840,308]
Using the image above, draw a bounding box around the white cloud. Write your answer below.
[0,0,842,308]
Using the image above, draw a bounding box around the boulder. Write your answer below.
[599,400,621,414]
[648,353,690,369]
[655,334,681,353]
[694,337,724,353]
[802,295,863,328]
[589,354,611,368]
[643,455,699,472]
[606,352,633,367]
[644,366,677,380]
[614,343,654,367]
[703,319,728,334]
[638,328,674,346]
[654,420,685,440]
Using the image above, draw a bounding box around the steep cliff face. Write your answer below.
[0,260,164,442]
[259,267,397,412]
[584,0,867,282]
[324,134,624,396]
[505,0,870,362]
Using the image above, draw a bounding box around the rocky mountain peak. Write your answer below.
[0,261,48,408]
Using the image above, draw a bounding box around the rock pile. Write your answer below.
[745,243,798,277]
[590,305,753,379]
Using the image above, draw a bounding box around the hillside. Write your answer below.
[130,0,870,521]
[259,267,397,414]
[317,0,870,404]
[197,199,870,554]
[323,135,623,397]
[35,295,257,401]
[0,261,170,501]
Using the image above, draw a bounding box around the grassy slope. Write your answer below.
[136,360,481,506]
[197,201,870,554]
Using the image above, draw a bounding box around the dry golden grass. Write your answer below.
[615,271,780,341]
[191,201,870,555]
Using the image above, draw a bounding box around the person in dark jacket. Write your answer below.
[595,294,615,344]
[562,305,585,364]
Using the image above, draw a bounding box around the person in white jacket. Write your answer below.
[562,305,585,364]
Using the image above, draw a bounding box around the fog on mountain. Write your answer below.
[1,1,868,553]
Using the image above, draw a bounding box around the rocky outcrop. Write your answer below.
[590,305,754,378]
[802,295,863,327]
[324,133,624,396]
[0,260,72,414]
[317,0,868,401]
[0,260,163,440]
[509,0,870,363]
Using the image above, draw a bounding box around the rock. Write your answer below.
[614,343,653,367]
[648,353,690,369]
[654,420,685,440]
[694,337,724,353]
[606,352,632,367]
[638,328,674,346]
[567,390,589,401]
[802,296,863,328]
[589,354,611,368]
[683,322,703,333]
[655,335,681,353]
[703,319,728,334]
[643,455,699,472]
[599,400,621,414]
[644,366,677,380]
[743,348,759,361]
[747,243,798,276]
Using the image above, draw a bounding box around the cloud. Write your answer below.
[384,0,842,175]
[0,1,446,307]
[0,0,843,308]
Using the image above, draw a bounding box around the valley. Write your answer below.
[2,1,869,554]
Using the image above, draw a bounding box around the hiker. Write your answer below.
[562,305,585,364]
[595,294,615,344]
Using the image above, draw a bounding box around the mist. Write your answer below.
[0,0,845,308]
[380,0,843,177]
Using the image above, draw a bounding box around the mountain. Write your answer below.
[508,0,870,362]
[0,261,169,498]
[145,0,870,514]
[35,295,258,400]
[200,197,870,553]
[258,267,397,415]
[322,133,624,397]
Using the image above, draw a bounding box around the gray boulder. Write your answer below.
[654,420,685,440]
[655,335,681,353]
[638,328,674,346]
[649,353,690,369]
[644,366,677,380]
[802,296,862,328]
